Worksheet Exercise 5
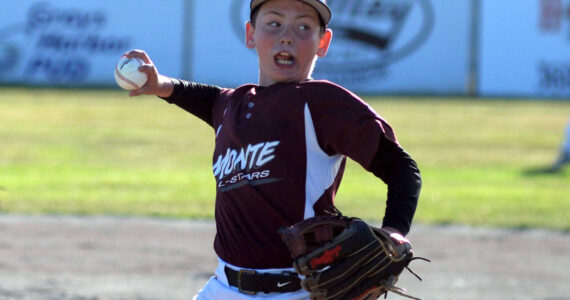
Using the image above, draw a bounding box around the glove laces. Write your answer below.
[383,256,431,300]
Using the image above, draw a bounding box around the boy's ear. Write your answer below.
[245,21,256,49]
[316,29,333,58]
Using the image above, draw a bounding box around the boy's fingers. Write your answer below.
[124,49,144,57]
[129,87,148,97]
[128,88,142,97]
[138,64,158,86]
[138,64,156,76]
[125,49,153,64]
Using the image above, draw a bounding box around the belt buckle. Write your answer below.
[237,269,257,295]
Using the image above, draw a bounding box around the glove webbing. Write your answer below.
[383,257,431,300]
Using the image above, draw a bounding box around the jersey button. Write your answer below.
[245,113,252,119]
[248,102,254,108]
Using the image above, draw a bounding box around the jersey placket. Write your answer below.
[245,94,255,120]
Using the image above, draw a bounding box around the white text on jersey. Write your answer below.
[213,141,280,180]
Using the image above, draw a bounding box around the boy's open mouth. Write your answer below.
[274,52,295,67]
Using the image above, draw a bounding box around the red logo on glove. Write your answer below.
[310,245,342,269]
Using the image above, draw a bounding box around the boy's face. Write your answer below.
[246,0,332,86]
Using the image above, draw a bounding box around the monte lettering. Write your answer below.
[213,141,280,180]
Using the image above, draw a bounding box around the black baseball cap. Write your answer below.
[250,0,331,25]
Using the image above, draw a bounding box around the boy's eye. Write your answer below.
[299,25,309,31]
[268,21,280,27]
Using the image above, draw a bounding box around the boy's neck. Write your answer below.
[258,78,313,87]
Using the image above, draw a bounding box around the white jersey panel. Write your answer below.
[304,103,343,219]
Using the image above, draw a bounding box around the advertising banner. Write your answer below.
[0,0,184,87]
[192,0,472,95]
[479,0,570,98]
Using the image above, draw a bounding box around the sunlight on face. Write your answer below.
[246,0,332,86]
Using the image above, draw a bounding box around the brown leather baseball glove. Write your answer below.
[279,215,429,300]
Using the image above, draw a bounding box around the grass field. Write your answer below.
[0,88,569,231]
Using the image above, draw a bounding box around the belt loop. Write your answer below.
[238,269,257,295]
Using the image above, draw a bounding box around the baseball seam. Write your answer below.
[115,58,143,90]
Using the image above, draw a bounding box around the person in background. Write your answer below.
[550,118,570,172]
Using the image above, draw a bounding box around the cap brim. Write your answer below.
[250,0,331,25]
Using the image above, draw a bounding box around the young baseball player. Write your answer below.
[124,0,422,299]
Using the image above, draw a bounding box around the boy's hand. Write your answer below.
[123,49,174,98]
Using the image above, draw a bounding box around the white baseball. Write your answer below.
[114,56,148,90]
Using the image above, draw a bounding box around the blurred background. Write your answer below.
[1,0,568,228]
[0,1,569,299]
[0,0,568,98]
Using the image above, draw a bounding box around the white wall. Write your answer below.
[1,0,568,99]
[479,0,570,98]
[0,0,185,87]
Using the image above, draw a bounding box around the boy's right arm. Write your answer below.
[123,49,222,127]
[159,79,222,127]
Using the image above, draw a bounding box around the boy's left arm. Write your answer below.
[304,84,421,235]
[367,134,422,236]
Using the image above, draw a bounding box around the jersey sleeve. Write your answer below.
[304,82,396,168]
[159,78,224,127]
[368,135,421,235]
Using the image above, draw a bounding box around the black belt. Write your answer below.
[224,266,302,295]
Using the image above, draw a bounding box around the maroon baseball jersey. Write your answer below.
[165,80,399,269]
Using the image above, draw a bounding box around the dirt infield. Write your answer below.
[0,215,568,300]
